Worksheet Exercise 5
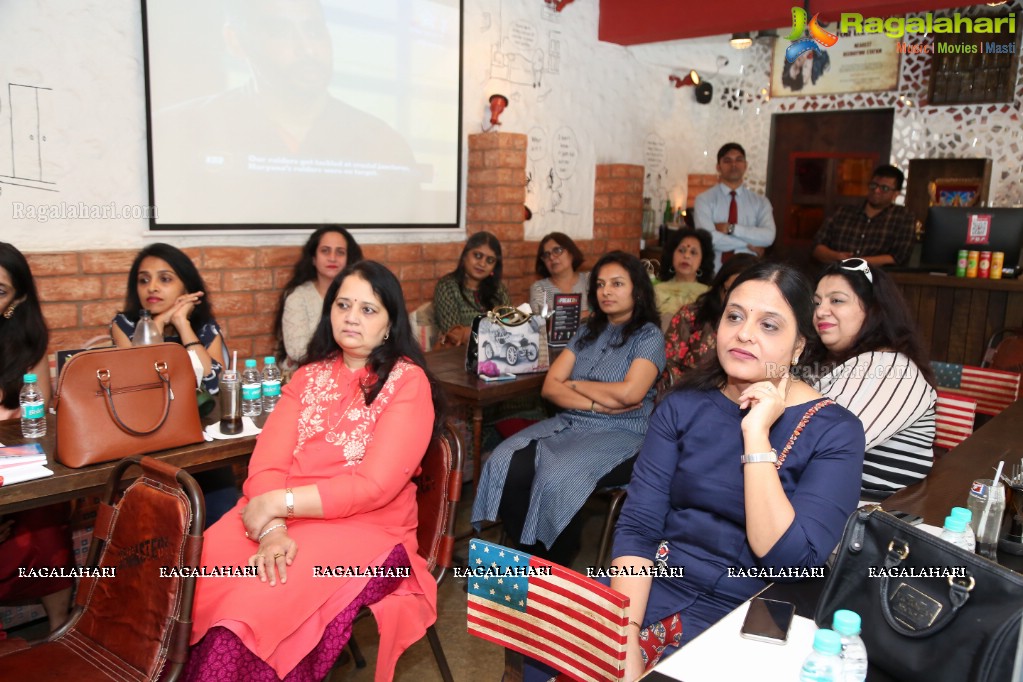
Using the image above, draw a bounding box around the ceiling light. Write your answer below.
[730,32,753,49]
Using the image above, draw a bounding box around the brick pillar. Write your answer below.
[466,132,529,298]
[593,164,644,255]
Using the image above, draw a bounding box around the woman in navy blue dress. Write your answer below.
[611,262,865,678]
[473,251,664,565]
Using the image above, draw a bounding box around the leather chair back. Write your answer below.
[414,421,463,575]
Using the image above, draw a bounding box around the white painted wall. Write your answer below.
[1,0,1020,252]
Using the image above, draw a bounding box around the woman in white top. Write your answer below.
[809,258,937,499]
[273,227,362,368]
[529,232,589,316]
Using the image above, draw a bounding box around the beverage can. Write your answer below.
[956,250,969,277]
[990,251,1005,280]
[978,251,992,279]
[966,251,980,278]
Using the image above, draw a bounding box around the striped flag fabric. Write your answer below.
[932,362,1020,416]
[934,391,977,450]
[466,539,628,682]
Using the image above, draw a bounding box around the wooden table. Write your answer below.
[426,346,548,491]
[882,397,1023,526]
[0,416,258,514]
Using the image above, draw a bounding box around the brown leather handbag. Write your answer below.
[54,343,205,468]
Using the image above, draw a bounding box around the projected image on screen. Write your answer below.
[143,0,461,229]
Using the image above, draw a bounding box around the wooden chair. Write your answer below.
[344,421,462,681]
[0,456,205,682]
[934,391,978,452]
[981,327,1023,372]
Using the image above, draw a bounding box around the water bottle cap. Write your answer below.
[813,629,843,655]
[140,309,152,318]
[950,506,972,523]
[245,359,257,368]
[23,373,37,383]
[943,515,967,533]
[832,609,862,635]
[264,356,276,364]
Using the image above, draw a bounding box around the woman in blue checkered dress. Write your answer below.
[472,251,665,565]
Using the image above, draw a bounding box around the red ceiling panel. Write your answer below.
[598,0,794,46]
[598,1,1013,46]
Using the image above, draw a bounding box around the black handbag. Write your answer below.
[815,506,1023,682]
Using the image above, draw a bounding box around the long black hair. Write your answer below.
[448,231,504,309]
[679,261,818,391]
[121,243,215,331]
[304,261,446,434]
[807,260,935,385]
[0,243,49,411]
[576,251,659,350]
[659,228,715,285]
[273,226,363,361]
[691,253,759,329]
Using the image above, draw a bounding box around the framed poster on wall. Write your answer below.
[770,35,900,97]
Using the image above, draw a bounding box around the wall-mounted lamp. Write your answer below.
[668,70,701,88]
[488,94,508,126]
[730,32,754,49]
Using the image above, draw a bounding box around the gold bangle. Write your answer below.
[590,400,596,413]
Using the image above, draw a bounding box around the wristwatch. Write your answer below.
[741,450,778,465]
[727,223,735,235]
[285,488,295,518]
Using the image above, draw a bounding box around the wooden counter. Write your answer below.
[892,272,1023,364]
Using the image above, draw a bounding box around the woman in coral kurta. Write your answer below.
[186,261,445,682]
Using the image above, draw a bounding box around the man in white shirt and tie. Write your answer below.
[693,143,776,270]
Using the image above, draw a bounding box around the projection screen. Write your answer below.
[142,0,462,231]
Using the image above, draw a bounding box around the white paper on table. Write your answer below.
[204,417,262,440]
[0,463,54,485]
[650,604,818,681]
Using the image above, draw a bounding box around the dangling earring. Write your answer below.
[384,330,390,341]
[696,268,703,278]
[2,302,17,319]
[792,354,800,365]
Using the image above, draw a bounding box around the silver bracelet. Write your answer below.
[257,523,287,542]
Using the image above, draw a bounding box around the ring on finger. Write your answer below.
[273,552,283,559]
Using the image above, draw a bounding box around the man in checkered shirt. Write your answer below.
[812,164,917,267]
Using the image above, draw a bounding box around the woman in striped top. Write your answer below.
[809,258,937,499]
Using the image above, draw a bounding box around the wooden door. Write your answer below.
[766,109,894,274]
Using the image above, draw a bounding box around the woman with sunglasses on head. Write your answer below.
[529,232,589,315]
[654,228,714,329]
[661,253,758,391]
[433,231,510,347]
[808,257,937,500]
[273,226,363,368]
[608,262,864,679]
[472,251,664,566]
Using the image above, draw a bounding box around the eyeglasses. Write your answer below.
[470,250,498,266]
[840,257,873,284]
[541,245,565,261]
[867,182,897,193]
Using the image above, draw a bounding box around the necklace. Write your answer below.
[327,380,369,432]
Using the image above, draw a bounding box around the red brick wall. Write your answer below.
[27,134,643,360]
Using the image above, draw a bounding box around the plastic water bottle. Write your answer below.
[950,507,977,552]
[800,629,844,682]
[241,359,262,417]
[940,514,973,552]
[132,309,161,346]
[261,356,281,413]
[831,610,868,682]
[20,373,46,438]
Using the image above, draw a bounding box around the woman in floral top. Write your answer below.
[661,254,758,391]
